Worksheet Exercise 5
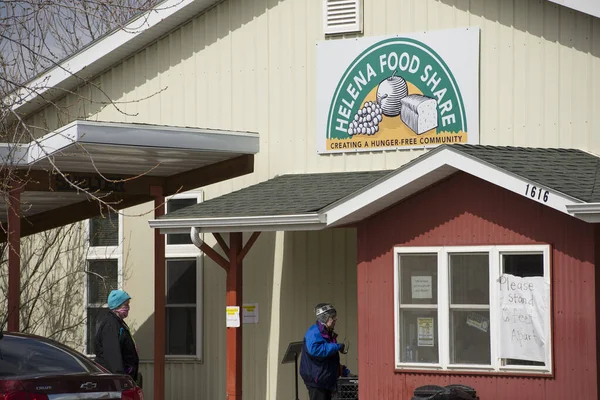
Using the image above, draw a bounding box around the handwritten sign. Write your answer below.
[411,276,432,299]
[498,274,549,362]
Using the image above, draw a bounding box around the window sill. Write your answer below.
[394,366,553,378]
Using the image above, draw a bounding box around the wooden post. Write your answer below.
[226,232,243,400]
[7,182,22,332]
[151,186,166,400]
[197,231,260,400]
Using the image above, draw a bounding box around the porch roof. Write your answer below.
[1,119,258,238]
[149,144,600,233]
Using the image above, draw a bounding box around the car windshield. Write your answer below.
[0,335,100,377]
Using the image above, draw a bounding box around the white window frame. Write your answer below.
[83,213,124,356]
[165,191,204,362]
[394,245,552,374]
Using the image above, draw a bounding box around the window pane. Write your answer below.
[400,254,437,304]
[501,253,545,367]
[87,260,118,305]
[450,310,491,365]
[167,198,197,245]
[167,259,196,304]
[166,307,196,355]
[503,254,543,277]
[89,213,118,247]
[87,307,110,354]
[450,254,489,305]
[399,310,438,363]
[0,336,95,377]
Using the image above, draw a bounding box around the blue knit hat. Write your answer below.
[107,290,131,310]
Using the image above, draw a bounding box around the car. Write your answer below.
[0,331,143,399]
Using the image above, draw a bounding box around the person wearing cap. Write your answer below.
[94,289,140,384]
[299,303,351,400]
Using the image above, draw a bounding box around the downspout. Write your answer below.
[190,226,204,249]
[190,227,204,362]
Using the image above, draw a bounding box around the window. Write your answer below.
[166,198,198,245]
[85,212,122,355]
[0,335,103,377]
[86,260,118,354]
[166,259,197,355]
[89,211,118,246]
[165,193,203,359]
[394,245,551,374]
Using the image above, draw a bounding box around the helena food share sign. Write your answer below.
[316,27,479,153]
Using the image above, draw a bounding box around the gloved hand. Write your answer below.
[338,343,345,353]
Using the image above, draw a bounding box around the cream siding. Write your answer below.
[21,0,600,399]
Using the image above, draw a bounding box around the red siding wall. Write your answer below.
[356,172,598,400]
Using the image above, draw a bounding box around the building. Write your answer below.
[7,0,600,399]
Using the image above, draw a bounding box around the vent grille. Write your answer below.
[323,0,363,35]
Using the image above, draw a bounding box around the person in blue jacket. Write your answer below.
[300,303,351,400]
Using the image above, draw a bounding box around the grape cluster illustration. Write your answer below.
[347,101,384,136]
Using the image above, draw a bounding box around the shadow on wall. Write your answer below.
[77,0,287,123]
[439,0,599,57]
[275,229,359,400]
[359,172,594,265]
[130,231,277,400]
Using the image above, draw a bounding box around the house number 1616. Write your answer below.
[525,184,549,203]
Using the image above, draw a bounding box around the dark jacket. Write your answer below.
[94,311,139,382]
[299,321,349,391]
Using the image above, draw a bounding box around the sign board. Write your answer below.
[226,306,240,328]
[316,27,479,153]
[411,276,432,299]
[242,303,259,324]
[498,274,549,362]
[417,317,434,347]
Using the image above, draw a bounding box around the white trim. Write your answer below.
[150,214,325,234]
[566,203,600,222]
[3,120,257,168]
[8,0,221,117]
[325,147,583,227]
[393,244,552,374]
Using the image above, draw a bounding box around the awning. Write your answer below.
[148,144,600,233]
[1,119,259,237]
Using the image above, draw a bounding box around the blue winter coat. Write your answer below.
[299,321,349,391]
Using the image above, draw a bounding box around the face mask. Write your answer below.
[115,305,130,319]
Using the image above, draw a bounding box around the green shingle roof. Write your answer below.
[161,144,600,220]
[164,170,393,219]
[451,144,600,202]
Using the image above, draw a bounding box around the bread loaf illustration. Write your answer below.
[400,95,438,135]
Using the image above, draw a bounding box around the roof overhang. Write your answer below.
[322,146,585,227]
[149,145,593,234]
[1,120,258,238]
[565,203,600,223]
[7,0,220,119]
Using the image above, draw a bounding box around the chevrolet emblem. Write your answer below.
[80,382,97,390]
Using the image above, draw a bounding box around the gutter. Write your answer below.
[148,213,327,233]
[566,203,600,223]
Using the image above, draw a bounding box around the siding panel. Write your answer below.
[357,172,597,399]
